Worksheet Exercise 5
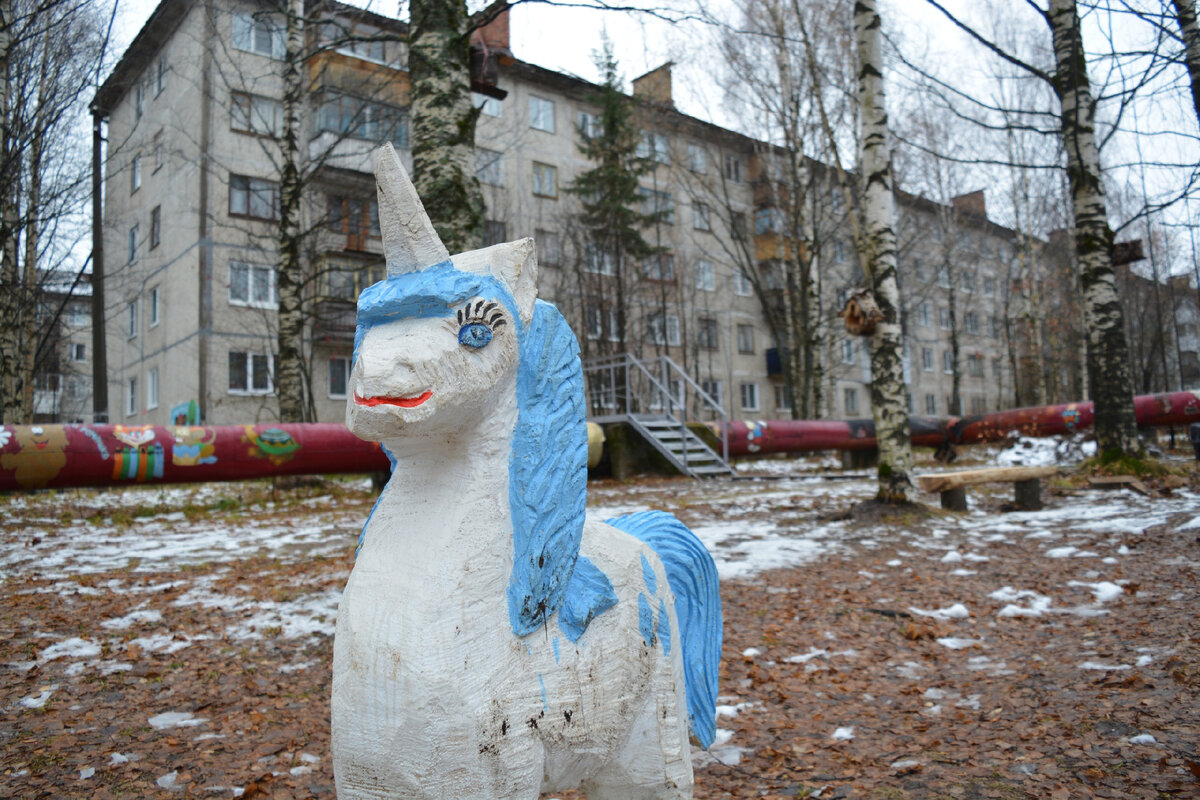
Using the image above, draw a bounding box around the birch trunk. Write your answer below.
[1047,0,1139,453]
[854,0,912,501]
[409,0,483,253]
[0,0,22,424]
[276,0,309,422]
[1173,0,1200,128]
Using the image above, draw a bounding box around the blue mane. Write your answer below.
[353,261,612,640]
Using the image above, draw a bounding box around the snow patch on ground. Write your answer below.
[908,603,969,620]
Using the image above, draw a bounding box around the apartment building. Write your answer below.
[94,0,1018,427]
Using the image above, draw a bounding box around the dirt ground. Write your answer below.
[1,452,1198,799]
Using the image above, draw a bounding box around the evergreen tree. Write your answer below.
[568,43,662,356]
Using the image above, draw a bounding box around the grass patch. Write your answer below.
[1078,448,1177,479]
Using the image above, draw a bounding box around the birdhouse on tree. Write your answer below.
[839,288,883,336]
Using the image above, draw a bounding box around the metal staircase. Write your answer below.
[582,354,734,478]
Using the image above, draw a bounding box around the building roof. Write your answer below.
[92,0,406,116]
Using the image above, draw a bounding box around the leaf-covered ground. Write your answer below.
[1,445,1198,799]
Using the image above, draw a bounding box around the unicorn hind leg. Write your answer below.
[581,672,693,800]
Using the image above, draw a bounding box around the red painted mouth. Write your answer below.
[354,390,433,409]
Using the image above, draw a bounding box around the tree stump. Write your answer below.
[940,487,968,511]
[1014,478,1042,511]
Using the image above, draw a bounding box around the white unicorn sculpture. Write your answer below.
[333,143,722,800]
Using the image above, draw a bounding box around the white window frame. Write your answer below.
[774,384,791,411]
[737,324,755,354]
[695,260,715,291]
[917,302,930,327]
[922,347,933,372]
[943,350,954,374]
[149,286,160,327]
[687,143,707,173]
[700,379,722,406]
[535,229,561,267]
[697,317,718,350]
[939,307,952,330]
[473,91,501,117]
[840,339,855,364]
[233,12,285,59]
[693,202,711,231]
[739,382,758,411]
[529,95,555,133]
[155,59,166,96]
[329,356,350,398]
[724,154,742,183]
[228,351,273,395]
[925,393,937,415]
[583,242,616,275]
[147,367,159,410]
[127,299,138,339]
[646,313,681,347]
[131,155,142,194]
[126,376,138,417]
[229,262,277,308]
[732,269,754,297]
[843,386,859,415]
[153,130,164,172]
[532,162,558,198]
[70,342,86,362]
[585,307,603,341]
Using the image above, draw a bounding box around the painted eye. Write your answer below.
[459,322,493,349]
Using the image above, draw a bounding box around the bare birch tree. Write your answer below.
[854,0,912,501]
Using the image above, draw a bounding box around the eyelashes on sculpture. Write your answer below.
[456,300,507,349]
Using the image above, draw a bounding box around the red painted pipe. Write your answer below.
[0,423,389,491]
[719,390,1200,457]
[2,391,1197,490]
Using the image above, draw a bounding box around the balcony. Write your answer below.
[313,298,357,341]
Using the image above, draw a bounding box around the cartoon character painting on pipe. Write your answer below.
[332,143,722,800]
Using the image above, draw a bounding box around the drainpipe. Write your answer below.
[90,109,108,423]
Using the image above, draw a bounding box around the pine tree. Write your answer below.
[567,43,662,355]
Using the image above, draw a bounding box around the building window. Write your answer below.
[483,220,507,246]
[532,162,558,198]
[131,155,142,194]
[149,286,160,327]
[134,80,144,120]
[126,376,137,416]
[147,367,159,410]
[229,262,276,307]
[693,202,711,231]
[329,356,349,397]
[646,313,681,347]
[774,384,792,412]
[687,143,707,173]
[943,349,954,374]
[755,207,782,235]
[327,195,380,249]
[841,339,855,364]
[964,312,979,335]
[983,275,996,296]
[939,307,952,330]
[642,253,675,281]
[318,92,408,148]
[476,148,503,186]
[970,395,987,413]
[228,351,273,394]
[70,343,86,362]
[67,302,88,326]
[737,324,755,354]
[724,154,742,183]
[535,229,561,266]
[583,242,616,275]
[326,266,357,300]
[700,379,722,405]
[695,260,715,291]
[585,306,603,340]
[473,91,501,117]
[960,273,974,293]
[128,224,138,264]
[150,205,161,250]
[844,387,859,415]
[697,317,718,350]
[229,174,279,220]
[967,353,985,377]
[637,130,669,163]
[231,92,282,136]
[155,59,166,96]
[530,95,555,132]
[638,188,675,224]
[730,212,748,240]
[992,357,1003,379]
[153,130,164,172]
[740,382,758,410]
[917,302,930,327]
[922,347,933,371]
[577,109,600,138]
[937,267,950,288]
[989,316,1001,338]
[925,393,936,414]
[233,12,284,58]
[732,269,754,296]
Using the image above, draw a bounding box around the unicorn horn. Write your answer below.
[375,142,450,276]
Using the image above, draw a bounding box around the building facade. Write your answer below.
[95,0,1022,428]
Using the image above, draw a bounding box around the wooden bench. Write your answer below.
[916,465,1062,511]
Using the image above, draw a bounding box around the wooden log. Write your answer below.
[916,465,1061,494]
[1014,478,1042,511]
[940,486,968,511]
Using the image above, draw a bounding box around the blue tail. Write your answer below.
[605,510,722,748]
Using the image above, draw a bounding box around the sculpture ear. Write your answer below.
[375,143,450,276]
[450,237,538,326]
